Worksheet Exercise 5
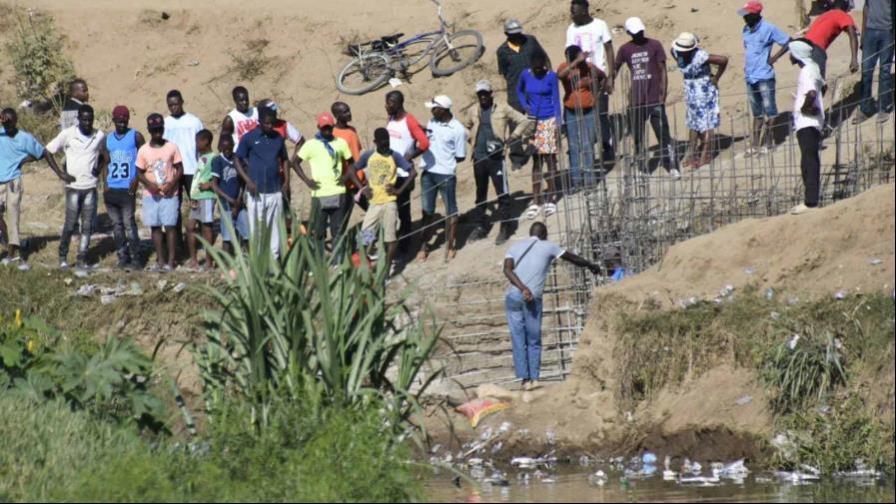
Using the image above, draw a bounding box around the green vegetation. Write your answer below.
[0,395,420,502]
[198,224,439,431]
[0,313,164,429]
[0,228,437,501]
[615,290,895,473]
[4,6,75,112]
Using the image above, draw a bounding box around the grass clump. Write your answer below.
[0,395,421,502]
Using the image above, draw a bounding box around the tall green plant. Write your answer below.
[5,8,75,112]
[196,217,440,432]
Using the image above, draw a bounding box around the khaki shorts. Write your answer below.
[0,177,24,246]
[361,202,399,243]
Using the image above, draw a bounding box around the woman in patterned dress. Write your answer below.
[671,32,729,169]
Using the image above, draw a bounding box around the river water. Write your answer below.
[425,468,895,503]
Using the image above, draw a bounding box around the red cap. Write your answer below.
[316,112,336,128]
[737,0,763,15]
[112,105,130,120]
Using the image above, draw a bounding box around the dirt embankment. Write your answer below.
[427,184,895,460]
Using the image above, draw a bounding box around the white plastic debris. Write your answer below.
[788,334,801,350]
[712,459,749,480]
[173,282,187,293]
[681,458,702,475]
[735,395,753,406]
[868,258,882,266]
[76,284,96,296]
[679,475,721,486]
[388,78,403,88]
[663,456,677,481]
[834,290,847,300]
[588,470,608,486]
[100,294,117,305]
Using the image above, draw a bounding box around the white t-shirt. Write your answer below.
[566,19,613,72]
[164,113,204,175]
[793,64,825,131]
[418,118,467,176]
[46,126,105,190]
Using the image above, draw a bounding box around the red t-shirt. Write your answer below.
[805,9,855,51]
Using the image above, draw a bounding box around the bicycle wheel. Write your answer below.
[429,29,484,77]
[395,37,435,75]
[336,53,392,95]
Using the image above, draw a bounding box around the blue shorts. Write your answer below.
[746,79,778,118]
[420,171,457,216]
[219,201,249,242]
[142,194,179,228]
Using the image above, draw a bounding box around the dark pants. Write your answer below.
[472,157,510,229]
[310,195,347,249]
[507,100,531,169]
[395,176,414,254]
[860,28,895,117]
[629,104,678,172]
[596,92,615,164]
[104,189,140,264]
[59,188,97,262]
[797,127,822,208]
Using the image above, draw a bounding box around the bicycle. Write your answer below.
[336,0,484,95]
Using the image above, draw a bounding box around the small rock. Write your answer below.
[735,395,753,406]
[64,278,73,286]
[157,280,168,291]
[187,60,200,66]
[161,11,170,20]
[691,7,699,12]
[869,258,882,266]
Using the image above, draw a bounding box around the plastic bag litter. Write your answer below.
[456,398,510,428]
[712,459,749,479]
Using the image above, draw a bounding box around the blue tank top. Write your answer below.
[105,129,138,190]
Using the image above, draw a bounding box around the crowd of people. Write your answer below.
[0,0,892,280]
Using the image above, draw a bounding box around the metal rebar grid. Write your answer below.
[423,71,894,393]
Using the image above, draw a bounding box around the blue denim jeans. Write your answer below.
[566,107,597,187]
[505,290,544,381]
[860,28,895,117]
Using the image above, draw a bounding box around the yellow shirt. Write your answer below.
[298,137,352,198]
[364,151,400,205]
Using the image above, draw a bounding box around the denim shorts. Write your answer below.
[142,194,179,228]
[746,78,778,118]
[420,171,457,216]
[219,201,249,242]
[188,198,216,224]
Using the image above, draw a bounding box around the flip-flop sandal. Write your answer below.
[543,203,557,217]
[525,205,541,220]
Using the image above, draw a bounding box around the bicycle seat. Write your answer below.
[346,33,405,56]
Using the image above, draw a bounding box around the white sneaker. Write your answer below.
[790,203,815,215]
[669,168,682,180]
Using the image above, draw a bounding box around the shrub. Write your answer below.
[0,311,165,430]
[4,7,75,112]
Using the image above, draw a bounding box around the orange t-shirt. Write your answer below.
[334,126,364,187]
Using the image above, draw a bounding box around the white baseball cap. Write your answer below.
[425,95,453,110]
[624,17,646,35]
[475,80,493,93]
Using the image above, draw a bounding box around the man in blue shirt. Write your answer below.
[1,108,73,270]
[739,1,791,154]
[234,107,289,258]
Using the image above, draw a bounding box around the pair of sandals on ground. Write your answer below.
[524,201,557,221]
